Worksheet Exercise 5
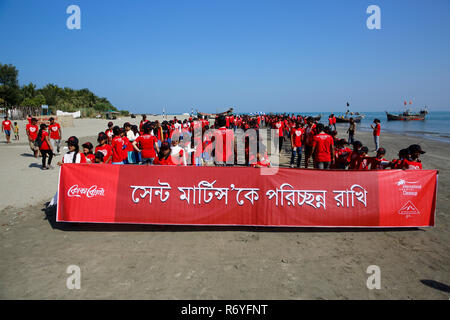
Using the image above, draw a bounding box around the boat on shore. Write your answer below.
[386,108,428,121]
[197,107,234,119]
[335,114,364,123]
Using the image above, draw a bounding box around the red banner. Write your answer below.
[56,164,437,227]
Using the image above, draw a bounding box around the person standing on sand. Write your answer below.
[95,132,113,164]
[311,123,335,170]
[57,136,86,164]
[347,117,356,145]
[26,118,39,158]
[303,117,316,169]
[13,122,19,140]
[371,119,381,151]
[36,123,54,170]
[290,122,304,168]
[48,117,62,155]
[2,116,13,143]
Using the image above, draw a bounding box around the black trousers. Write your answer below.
[41,149,53,167]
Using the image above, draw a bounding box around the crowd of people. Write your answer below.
[2,113,426,171]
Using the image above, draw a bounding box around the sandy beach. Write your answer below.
[0,116,449,299]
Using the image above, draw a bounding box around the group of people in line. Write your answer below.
[3,112,425,171]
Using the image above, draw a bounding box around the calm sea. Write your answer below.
[296,111,450,144]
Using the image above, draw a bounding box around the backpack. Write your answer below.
[34,134,43,149]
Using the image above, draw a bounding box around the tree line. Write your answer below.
[0,63,129,117]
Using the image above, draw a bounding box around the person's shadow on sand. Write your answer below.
[29,163,42,169]
[20,153,35,157]
[420,280,450,294]
[42,202,422,233]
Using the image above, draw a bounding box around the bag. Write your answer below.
[34,137,43,149]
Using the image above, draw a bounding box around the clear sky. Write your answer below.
[1,0,449,114]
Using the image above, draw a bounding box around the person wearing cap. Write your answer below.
[153,141,176,165]
[36,123,54,169]
[2,115,12,144]
[371,119,381,151]
[370,147,390,170]
[57,136,86,165]
[82,142,95,163]
[48,117,62,155]
[94,151,104,163]
[404,144,425,169]
[95,132,113,164]
[390,149,410,169]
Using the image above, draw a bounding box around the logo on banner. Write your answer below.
[398,201,420,216]
[396,179,422,196]
[68,185,105,198]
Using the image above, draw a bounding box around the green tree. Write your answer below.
[0,63,21,106]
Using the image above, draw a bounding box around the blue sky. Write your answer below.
[0,0,449,114]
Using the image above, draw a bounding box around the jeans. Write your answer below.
[141,157,154,165]
[374,135,380,151]
[348,133,355,145]
[41,149,53,167]
[315,161,331,170]
[290,147,302,167]
[50,139,61,153]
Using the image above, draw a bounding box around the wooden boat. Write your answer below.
[386,109,428,121]
[197,107,234,119]
[335,115,363,123]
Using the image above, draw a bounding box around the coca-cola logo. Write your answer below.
[68,185,105,198]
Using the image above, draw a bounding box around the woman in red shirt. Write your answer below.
[82,142,96,163]
[37,123,54,170]
[133,123,159,165]
[95,132,113,164]
[153,141,176,165]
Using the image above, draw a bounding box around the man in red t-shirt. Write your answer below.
[304,117,317,168]
[2,116,12,143]
[26,118,39,157]
[48,117,62,154]
[371,119,381,151]
[311,123,334,169]
[290,123,304,168]
[213,115,235,165]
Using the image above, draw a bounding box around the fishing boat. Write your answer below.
[335,113,364,123]
[197,107,234,119]
[386,108,428,121]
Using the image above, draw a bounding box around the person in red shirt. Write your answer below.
[353,146,370,170]
[2,116,12,143]
[303,117,317,168]
[153,141,176,165]
[26,118,39,158]
[311,123,335,169]
[82,142,96,163]
[105,121,114,145]
[133,122,159,165]
[371,119,381,151]
[48,117,62,155]
[390,149,410,169]
[273,118,285,153]
[290,123,304,168]
[213,115,235,165]
[348,140,363,169]
[111,126,126,164]
[36,123,54,170]
[139,114,149,134]
[334,139,352,169]
[95,132,113,164]
[404,144,425,169]
[369,147,390,170]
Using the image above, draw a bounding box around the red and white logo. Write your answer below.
[68,185,105,198]
[398,200,420,216]
[397,179,422,196]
